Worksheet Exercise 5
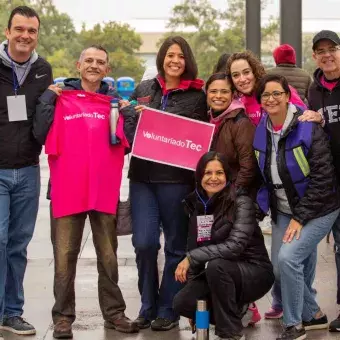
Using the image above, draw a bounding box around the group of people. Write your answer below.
[1,5,340,340]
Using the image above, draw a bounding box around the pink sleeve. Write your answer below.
[289,85,307,110]
[45,99,61,156]
[116,114,130,148]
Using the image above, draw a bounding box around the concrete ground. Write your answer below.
[2,154,340,340]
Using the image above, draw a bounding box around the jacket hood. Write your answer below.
[209,99,245,124]
[0,40,38,67]
[312,68,340,91]
[156,75,204,94]
[313,68,324,88]
[63,78,114,95]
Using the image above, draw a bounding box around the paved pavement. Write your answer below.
[3,153,340,339]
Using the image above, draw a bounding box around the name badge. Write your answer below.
[7,95,28,122]
[197,215,214,242]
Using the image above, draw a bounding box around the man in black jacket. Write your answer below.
[35,45,138,339]
[0,6,52,337]
[308,29,340,333]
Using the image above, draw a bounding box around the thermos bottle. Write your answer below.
[196,300,209,340]
[110,98,120,145]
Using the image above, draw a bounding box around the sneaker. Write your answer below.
[248,303,261,325]
[0,316,36,335]
[151,318,179,331]
[242,303,261,327]
[265,307,283,319]
[276,326,306,340]
[134,316,151,329]
[329,313,340,332]
[303,314,328,330]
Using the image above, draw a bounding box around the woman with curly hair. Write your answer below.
[226,51,305,127]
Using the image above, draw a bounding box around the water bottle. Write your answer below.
[110,98,120,145]
[196,300,209,340]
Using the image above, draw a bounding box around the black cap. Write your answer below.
[313,30,340,50]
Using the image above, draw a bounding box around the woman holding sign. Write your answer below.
[128,36,207,331]
[173,151,274,340]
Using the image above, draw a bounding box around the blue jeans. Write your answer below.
[0,165,40,322]
[332,213,340,304]
[271,210,339,327]
[271,218,317,311]
[130,181,191,321]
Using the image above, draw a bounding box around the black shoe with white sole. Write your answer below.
[329,314,340,332]
[303,314,328,330]
[0,316,36,335]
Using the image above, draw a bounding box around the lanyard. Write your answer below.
[10,60,30,96]
[161,93,170,110]
[270,122,283,159]
[195,189,213,215]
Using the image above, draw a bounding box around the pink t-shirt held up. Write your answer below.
[45,90,129,218]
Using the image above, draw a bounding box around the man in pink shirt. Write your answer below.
[35,46,138,339]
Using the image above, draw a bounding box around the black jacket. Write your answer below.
[128,78,208,184]
[262,110,339,224]
[0,56,52,168]
[184,188,274,302]
[36,78,138,200]
[308,68,340,184]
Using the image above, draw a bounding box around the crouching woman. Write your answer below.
[173,151,274,340]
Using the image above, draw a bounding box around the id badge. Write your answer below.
[197,215,214,242]
[7,95,28,122]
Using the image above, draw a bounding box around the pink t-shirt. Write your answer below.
[239,85,306,126]
[45,90,129,218]
[321,75,338,91]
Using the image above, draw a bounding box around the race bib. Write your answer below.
[197,215,214,242]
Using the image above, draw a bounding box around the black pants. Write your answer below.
[174,258,257,338]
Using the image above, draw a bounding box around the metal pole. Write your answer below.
[196,300,209,340]
[245,0,261,58]
[280,0,302,67]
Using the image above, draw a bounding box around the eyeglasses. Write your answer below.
[315,46,340,56]
[261,91,286,101]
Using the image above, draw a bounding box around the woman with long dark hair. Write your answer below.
[173,151,274,340]
[128,36,207,331]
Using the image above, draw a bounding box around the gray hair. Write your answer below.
[78,45,109,63]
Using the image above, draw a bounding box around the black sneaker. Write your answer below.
[303,314,328,330]
[0,316,36,335]
[329,314,340,332]
[151,317,179,331]
[276,326,306,340]
[134,316,151,329]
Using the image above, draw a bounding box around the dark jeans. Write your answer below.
[50,208,126,324]
[333,212,340,304]
[0,166,40,322]
[173,259,245,338]
[130,181,191,321]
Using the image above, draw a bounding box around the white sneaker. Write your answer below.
[260,216,272,235]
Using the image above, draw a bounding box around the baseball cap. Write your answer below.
[312,30,340,50]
